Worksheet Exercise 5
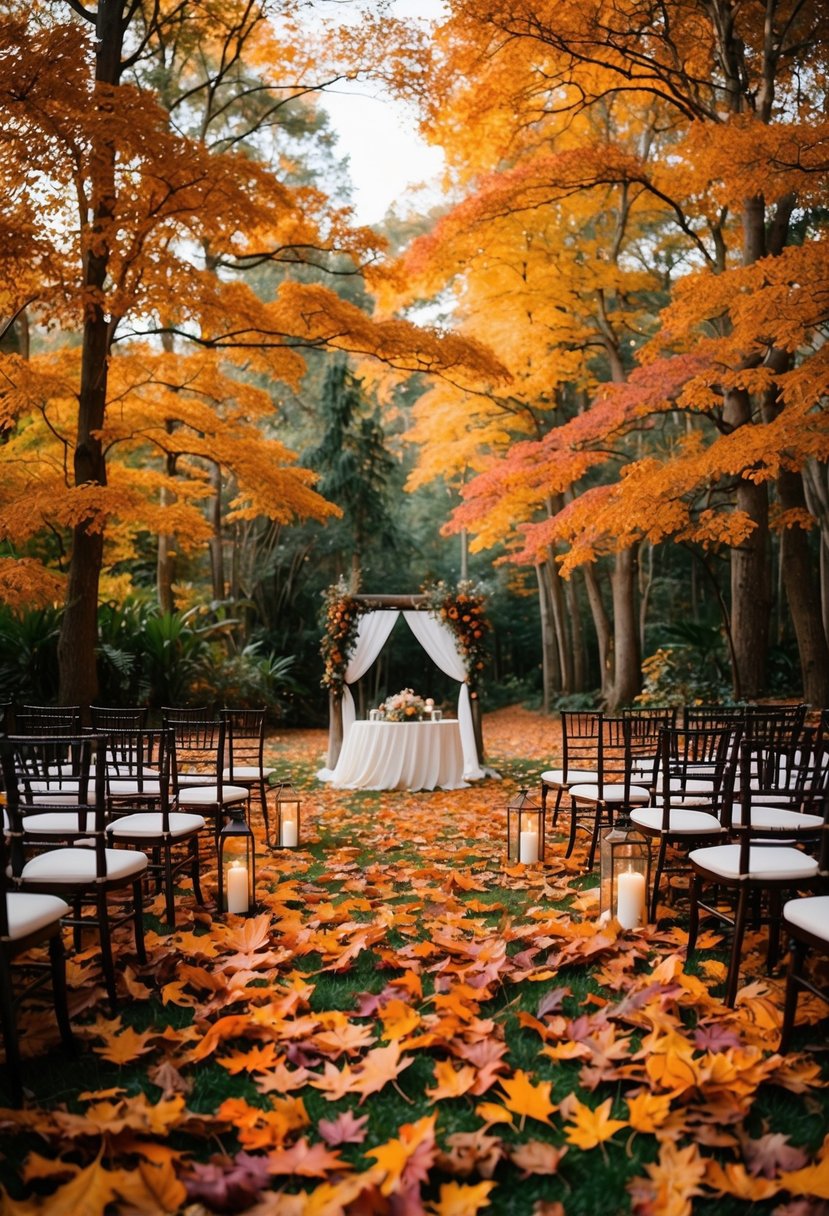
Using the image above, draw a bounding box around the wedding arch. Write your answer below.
[319,588,488,781]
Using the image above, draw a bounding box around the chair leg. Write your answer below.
[163,848,176,928]
[97,889,118,1011]
[779,937,805,1054]
[259,781,272,847]
[190,838,203,905]
[725,886,750,1008]
[551,788,563,829]
[767,889,782,974]
[132,879,147,964]
[565,798,579,859]
[0,952,23,1107]
[687,873,701,956]
[586,803,606,872]
[650,838,668,923]
[48,932,74,1052]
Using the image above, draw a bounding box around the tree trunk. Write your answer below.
[535,562,558,713]
[566,571,585,691]
[778,467,829,706]
[547,555,573,694]
[157,443,178,615]
[209,461,224,600]
[57,0,126,708]
[583,562,612,703]
[608,547,641,708]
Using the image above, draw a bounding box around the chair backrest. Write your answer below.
[15,705,82,735]
[0,734,107,876]
[654,724,742,820]
[218,708,265,773]
[683,704,746,729]
[164,716,225,786]
[560,711,603,776]
[161,706,211,723]
[102,727,173,817]
[622,707,678,782]
[90,705,149,731]
[597,715,644,802]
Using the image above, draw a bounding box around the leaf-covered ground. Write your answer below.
[2,706,828,1215]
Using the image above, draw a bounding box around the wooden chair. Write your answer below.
[1,735,147,1010]
[165,717,249,842]
[0,810,74,1107]
[631,723,741,920]
[218,708,276,846]
[105,728,204,927]
[566,715,652,870]
[779,894,829,1052]
[90,705,149,731]
[686,738,826,1007]
[15,705,82,735]
[540,711,602,829]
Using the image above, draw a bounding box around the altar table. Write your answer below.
[326,719,467,791]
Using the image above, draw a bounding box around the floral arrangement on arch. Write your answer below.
[320,578,366,692]
[379,688,428,721]
[421,579,491,681]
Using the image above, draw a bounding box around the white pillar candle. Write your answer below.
[616,869,646,929]
[519,828,539,863]
[280,817,298,847]
[226,859,249,914]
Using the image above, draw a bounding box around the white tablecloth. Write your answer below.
[324,720,468,791]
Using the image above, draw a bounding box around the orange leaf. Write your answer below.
[510,1140,568,1177]
[366,1114,437,1197]
[428,1180,496,1215]
[426,1060,477,1102]
[497,1070,556,1126]
[93,1026,157,1065]
[563,1097,627,1150]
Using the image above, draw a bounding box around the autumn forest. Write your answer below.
[1,0,828,717]
[2,3,829,1214]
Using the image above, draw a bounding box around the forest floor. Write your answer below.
[1,705,828,1216]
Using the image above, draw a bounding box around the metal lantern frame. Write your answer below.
[507,787,545,864]
[599,808,651,929]
[218,803,256,916]
[276,782,301,849]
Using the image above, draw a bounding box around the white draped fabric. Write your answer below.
[402,610,483,780]
[318,607,485,783]
[341,610,399,739]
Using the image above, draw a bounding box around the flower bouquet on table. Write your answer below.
[378,689,428,721]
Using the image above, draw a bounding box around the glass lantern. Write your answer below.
[276,782,301,848]
[507,787,545,864]
[599,809,650,929]
[218,804,256,916]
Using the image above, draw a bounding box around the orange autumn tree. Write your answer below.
[377,0,829,704]
[375,90,687,705]
[0,0,502,706]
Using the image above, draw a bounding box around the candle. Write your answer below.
[616,869,646,929]
[226,859,249,914]
[280,817,298,847]
[519,828,539,864]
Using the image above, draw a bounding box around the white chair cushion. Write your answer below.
[668,777,715,795]
[175,773,218,786]
[729,805,824,831]
[569,782,650,803]
[4,892,70,940]
[22,812,92,834]
[222,766,275,781]
[541,768,597,786]
[631,807,723,835]
[21,846,148,883]
[107,779,163,797]
[107,811,205,838]
[175,784,248,807]
[783,895,829,942]
[30,793,82,806]
[689,844,819,882]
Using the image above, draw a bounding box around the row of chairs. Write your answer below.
[0,705,278,1105]
[541,705,828,1021]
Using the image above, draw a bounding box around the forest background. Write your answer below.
[1,0,828,723]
